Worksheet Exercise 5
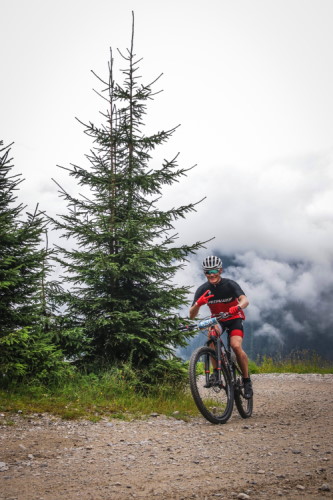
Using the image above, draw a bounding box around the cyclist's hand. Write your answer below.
[229,305,241,315]
[196,290,214,306]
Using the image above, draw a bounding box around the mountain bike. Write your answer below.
[181,313,253,424]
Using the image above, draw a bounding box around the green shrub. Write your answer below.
[0,326,73,388]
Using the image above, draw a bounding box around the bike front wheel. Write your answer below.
[189,346,234,424]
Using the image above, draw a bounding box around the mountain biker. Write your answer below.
[189,255,253,399]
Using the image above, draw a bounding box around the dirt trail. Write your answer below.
[0,374,332,499]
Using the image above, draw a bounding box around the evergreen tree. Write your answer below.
[0,141,71,383]
[52,14,206,369]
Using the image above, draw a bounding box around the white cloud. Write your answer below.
[283,312,303,333]
[172,151,333,266]
[255,323,284,344]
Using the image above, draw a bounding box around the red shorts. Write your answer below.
[215,318,244,338]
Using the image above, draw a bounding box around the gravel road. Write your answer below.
[0,374,332,499]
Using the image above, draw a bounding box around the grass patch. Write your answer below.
[1,352,331,422]
[0,367,198,422]
[250,350,333,375]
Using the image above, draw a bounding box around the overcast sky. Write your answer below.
[2,0,333,343]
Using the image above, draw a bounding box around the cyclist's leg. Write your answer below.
[229,326,253,399]
[229,332,249,378]
[227,319,247,375]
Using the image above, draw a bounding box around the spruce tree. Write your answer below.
[0,141,70,383]
[52,14,206,369]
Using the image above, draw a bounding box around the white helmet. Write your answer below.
[202,256,222,271]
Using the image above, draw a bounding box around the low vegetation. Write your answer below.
[0,352,331,422]
[0,362,198,422]
[249,350,333,375]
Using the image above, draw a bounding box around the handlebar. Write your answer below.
[179,312,231,332]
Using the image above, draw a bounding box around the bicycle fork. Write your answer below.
[204,338,228,387]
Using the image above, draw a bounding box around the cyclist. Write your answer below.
[189,255,253,399]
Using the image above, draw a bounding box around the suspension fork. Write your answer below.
[208,337,225,385]
[204,336,221,385]
[204,337,227,385]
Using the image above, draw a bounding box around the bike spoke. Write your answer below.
[189,347,234,424]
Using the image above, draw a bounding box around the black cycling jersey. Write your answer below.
[192,278,246,321]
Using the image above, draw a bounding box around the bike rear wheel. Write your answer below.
[233,366,253,418]
[189,346,234,424]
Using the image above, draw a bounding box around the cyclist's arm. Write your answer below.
[237,294,249,310]
[190,286,208,319]
[189,302,200,319]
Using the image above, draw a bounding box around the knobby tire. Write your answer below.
[233,364,253,418]
[189,346,234,424]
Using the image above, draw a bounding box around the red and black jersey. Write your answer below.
[192,278,246,321]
